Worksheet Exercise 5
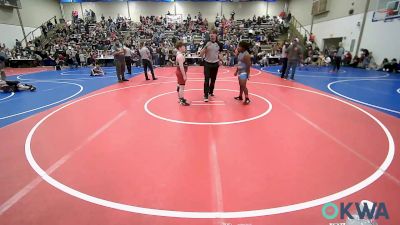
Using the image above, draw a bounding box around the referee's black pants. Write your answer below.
[125,57,132,74]
[203,61,219,97]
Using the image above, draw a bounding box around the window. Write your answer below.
[312,0,329,16]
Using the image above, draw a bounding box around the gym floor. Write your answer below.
[0,66,399,225]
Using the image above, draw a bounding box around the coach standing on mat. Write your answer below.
[112,42,128,83]
[139,43,157,81]
[280,40,289,78]
[283,38,303,80]
[200,29,223,102]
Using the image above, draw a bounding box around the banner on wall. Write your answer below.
[166,14,183,24]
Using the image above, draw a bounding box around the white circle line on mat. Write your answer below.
[0,81,83,120]
[144,88,272,125]
[327,78,400,115]
[261,68,390,79]
[17,72,143,81]
[25,80,394,218]
[0,92,15,101]
[156,69,261,80]
[187,68,230,75]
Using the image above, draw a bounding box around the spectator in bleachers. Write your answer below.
[228,46,236,67]
[286,12,292,23]
[72,10,79,23]
[167,50,176,66]
[6,11,288,72]
[259,52,269,67]
[68,53,78,69]
[309,33,315,43]
[15,39,21,50]
[79,51,86,67]
[47,20,54,31]
[251,43,260,65]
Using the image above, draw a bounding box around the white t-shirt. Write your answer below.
[124,47,132,57]
[139,47,151,61]
[204,41,221,63]
[281,45,288,58]
[325,56,331,64]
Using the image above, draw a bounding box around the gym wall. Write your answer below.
[289,0,399,63]
[288,0,374,26]
[221,1,286,20]
[358,12,400,64]
[61,0,287,22]
[0,0,61,48]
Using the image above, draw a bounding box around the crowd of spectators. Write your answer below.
[295,33,400,73]
[2,10,287,69]
[3,10,396,73]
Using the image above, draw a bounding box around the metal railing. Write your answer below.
[21,16,57,46]
[289,16,320,49]
[291,16,311,39]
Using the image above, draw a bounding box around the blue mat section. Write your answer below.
[258,65,400,118]
[0,67,143,128]
[1,65,398,128]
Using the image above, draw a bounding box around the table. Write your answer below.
[186,56,202,65]
[9,59,37,68]
[267,56,281,65]
[96,57,114,67]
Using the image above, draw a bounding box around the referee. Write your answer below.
[200,29,223,102]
